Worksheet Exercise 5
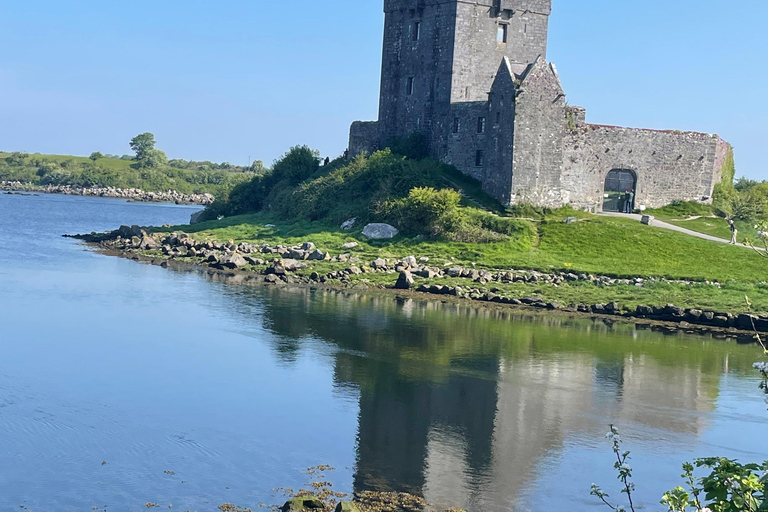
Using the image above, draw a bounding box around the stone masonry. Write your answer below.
[349,0,731,211]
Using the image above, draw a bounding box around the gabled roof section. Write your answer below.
[490,56,517,92]
[517,56,564,96]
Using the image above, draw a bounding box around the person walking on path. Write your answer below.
[727,217,738,244]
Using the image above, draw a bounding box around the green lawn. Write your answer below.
[653,215,758,243]
[0,152,135,171]
[161,211,768,284]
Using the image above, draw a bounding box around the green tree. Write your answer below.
[129,133,157,162]
[89,152,104,161]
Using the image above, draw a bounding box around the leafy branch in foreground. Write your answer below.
[591,425,637,512]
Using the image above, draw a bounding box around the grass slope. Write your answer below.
[157,210,768,313]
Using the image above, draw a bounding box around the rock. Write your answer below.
[404,255,418,268]
[521,295,544,305]
[245,256,265,266]
[139,236,158,250]
[334,502,361,512]
[281,259,306,271]
[446,267,463,278]
[395,270,414,290]
[130,225,146,238]
[605,301,620,314]
[265,274,279,283]
[419,256,429,263]
[372,258,387,270]
[308,249,330,261]
[219,253,247,269]
[347,266,363,275]
[362,223,399,240]
[301,242,315,252]
[264,224,276,228]
[288,249,308,260]
[266,260,286,275]
[281,497,325,512]
[564,217,578,224]
[416,268,436,279]
[635,305,654,317]
[340,218,357,231]
[547,302,564,310]
[341,242,359,250]
[641,215,655,226]
[116,225,133,239]
[190,210,204,224]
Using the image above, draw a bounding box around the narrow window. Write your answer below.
[497,24,508,43]
[452,117,460,134]
[475,150,485,167]
[411,21,421,42]
[406,77,414,96]
[477,116,486,134]
[496,112,501,125]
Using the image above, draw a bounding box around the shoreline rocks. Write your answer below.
[72,228,768,340]
[1,181,214,205]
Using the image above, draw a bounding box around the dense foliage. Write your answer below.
[0,135,255,197]
[201,146,528,243]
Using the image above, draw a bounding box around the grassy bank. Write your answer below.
[150,209,768,313]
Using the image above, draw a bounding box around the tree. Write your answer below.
[129,133,156,162]
[89,152,104,161]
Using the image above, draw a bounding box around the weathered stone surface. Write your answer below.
[340,218,356,231]
[308,249,330,261]
[219,253,247,269]
[281,496,325,512]
[334,501,361,512]
[395,270,414,290]
[190,210,204,224]
[362,223,398,240]
[341,242,359,250]
[372,258,387,269]
[349,0,727,211]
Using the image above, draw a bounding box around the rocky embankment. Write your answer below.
[77,226,768,338]
[1,181,214,205]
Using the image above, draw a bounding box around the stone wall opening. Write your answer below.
[603,169,636,212]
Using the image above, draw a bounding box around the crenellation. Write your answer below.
[350,0,729,212]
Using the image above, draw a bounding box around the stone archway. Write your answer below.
[603,169,637,213]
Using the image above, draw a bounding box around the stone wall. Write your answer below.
[349,121,380,157]
[508,59,567,207]
[562,119,729,210]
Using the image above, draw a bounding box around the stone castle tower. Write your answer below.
[350,0,731,211]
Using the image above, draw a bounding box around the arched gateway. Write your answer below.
[603,169,637,213]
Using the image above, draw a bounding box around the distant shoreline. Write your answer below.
[1,181,214,205]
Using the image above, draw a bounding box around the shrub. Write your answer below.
[380,187,462,237]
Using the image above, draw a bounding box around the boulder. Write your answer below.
[334,502,361,512]
[308,249,330,261]
[641,215,655,226]
[139,236,158,250]
[266,260,287,275]
[395,270,414,290]
[116,225,133,239]
[245,256,265,266]
[403,255,418,268]
[362,223,399,240]
[341,242,359,250]
[190,210,204,224]
[281,497,325,512]
[219,253,247,269]
[340,218,357,231]
[372,258,387,270]
[287,249,308,260]
[446,267,463,278]
[282,259,306,271]
[564,217,578,224]
[301,242,316,252]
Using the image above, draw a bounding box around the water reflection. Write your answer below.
[196,271,761,511]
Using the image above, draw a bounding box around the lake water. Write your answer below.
[1,192,766,512]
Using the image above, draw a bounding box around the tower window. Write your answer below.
[411,21,421,42]
[477,117,486,134]
[406,77,414,95]
[497,24,508,43]
[452,117,460,134]
[496,112,501,125]
[475,150,485,167]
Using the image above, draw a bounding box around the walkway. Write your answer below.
[598,212,758,249]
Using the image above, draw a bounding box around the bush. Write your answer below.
[379,187,462,237]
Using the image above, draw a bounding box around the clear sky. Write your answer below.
[1,0,766,178]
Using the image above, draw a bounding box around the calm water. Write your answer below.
[1,192,766,512]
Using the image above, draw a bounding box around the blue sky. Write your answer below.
[1,0,766,178]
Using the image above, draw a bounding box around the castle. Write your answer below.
[349,0,731,212]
